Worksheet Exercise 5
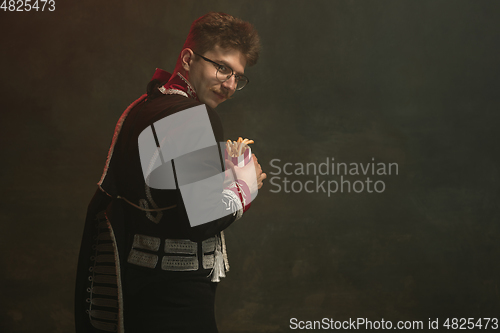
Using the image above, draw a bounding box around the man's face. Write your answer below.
[187,45,247,109]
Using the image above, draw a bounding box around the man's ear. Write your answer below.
[180,48,194,72]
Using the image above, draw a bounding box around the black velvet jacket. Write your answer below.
[74,72,239,333]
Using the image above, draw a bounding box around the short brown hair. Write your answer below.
[183,12,261,66]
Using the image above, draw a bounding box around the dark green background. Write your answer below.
[1,1,499,332]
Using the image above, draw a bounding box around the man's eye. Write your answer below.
[218,65,231,74]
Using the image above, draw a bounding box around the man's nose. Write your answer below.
[221,75,237,92]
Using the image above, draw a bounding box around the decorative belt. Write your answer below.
[127,234,217,272]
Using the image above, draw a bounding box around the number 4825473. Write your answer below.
[1,0,55,12]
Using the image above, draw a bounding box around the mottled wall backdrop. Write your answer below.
[1,1,499,332]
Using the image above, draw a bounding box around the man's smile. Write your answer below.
[211,88,228,101]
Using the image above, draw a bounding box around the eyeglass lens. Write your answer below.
[216,69,248,90]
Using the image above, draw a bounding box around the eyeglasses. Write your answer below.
[193,52,249,91]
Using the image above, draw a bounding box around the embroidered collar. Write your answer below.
[158,72,198,101]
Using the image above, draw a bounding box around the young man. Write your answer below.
[75,12,265,333]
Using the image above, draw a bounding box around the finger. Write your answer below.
[257,176,265,188]
[255,165,262,176]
